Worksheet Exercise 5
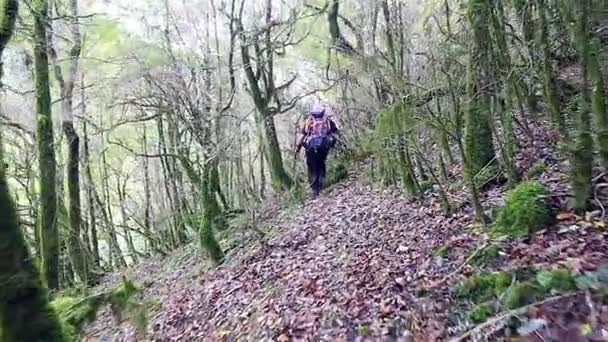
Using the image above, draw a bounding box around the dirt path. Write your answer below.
[85,154,608,341]
[135,167,473,341]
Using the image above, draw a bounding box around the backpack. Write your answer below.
[304,115,331,150]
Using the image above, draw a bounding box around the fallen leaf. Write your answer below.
[277,333,290,342]
[557,212,579,221]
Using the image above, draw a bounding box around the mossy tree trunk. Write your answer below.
[464,0,495,223]
[83,116,100,267]
[48,0,89,284]
[489,0,520,186]
[559,0,608,170]
[0,0,65,339]
[100,133,126,268]
[569,0,594,212]
[511,0,540,113]
[200,159,225,264]
[538,0,567,136]
[141,123,159,254]
[178,153,224,263]
[465,0,496,177]
[33,0,60,289]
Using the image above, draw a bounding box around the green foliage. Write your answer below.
[503,282,541,309]
[494,181,552,238]
[526,161,547,179]
[372,104,419,194]
[51,296,103,340]
[536,268,576,292]
[467,303,495,323]
[51,278,147,341]
[455,271,513,302]
[325,161,349,190]
[356,324,370,337]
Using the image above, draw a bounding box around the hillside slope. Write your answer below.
[85,123,608,341]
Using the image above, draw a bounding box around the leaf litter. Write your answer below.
[84,123,608,341]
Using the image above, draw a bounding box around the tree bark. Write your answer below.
[33,0,59,289]
[538,0,567,136]
[0,0,64,338]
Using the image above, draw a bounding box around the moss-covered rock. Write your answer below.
[494,181,552,238]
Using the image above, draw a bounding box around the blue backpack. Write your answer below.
[304,114,331,150]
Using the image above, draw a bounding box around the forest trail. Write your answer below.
[86,137,608,341]
[86,162,475,341]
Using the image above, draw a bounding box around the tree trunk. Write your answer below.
[0,0,64,338]
[237,6,293,192]
[512,0,540,112]
[33,0,59,289]
[200,160,225,263]
[538,0,567,136]
[142,123,157,253]
[465,0,496,178]
[100,136,126,268]
[83,118,100,267]
[117,176,139,264]
[570,0,594,212]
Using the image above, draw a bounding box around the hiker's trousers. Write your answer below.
[305,147,329,194]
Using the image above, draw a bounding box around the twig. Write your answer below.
[451,292,580,342]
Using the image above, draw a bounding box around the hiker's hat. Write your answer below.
[310,104,325,118]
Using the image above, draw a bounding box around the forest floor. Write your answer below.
[84,122,608,342]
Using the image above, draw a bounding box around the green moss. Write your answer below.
[536,268,576,292]
[494,181,552,238]
[470,244,501,267]
[325,161,348,190]
[526,161,547,179]
[50,278,145,341]
[448,182,463,193]
[108,278,139,314]
[432,245,452,258]
[456,271,514,302]
[357,324,370,336]
[504,282,541,309]
[468,303,495,323]
[373,104,420,195]
[51,295,103,340]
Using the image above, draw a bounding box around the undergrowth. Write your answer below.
[51,277,149,341]
[494,181,552,238]
[455,267,590,324]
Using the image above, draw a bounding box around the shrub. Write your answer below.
[494,181,552,238]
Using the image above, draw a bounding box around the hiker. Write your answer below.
[295,104,339,197]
